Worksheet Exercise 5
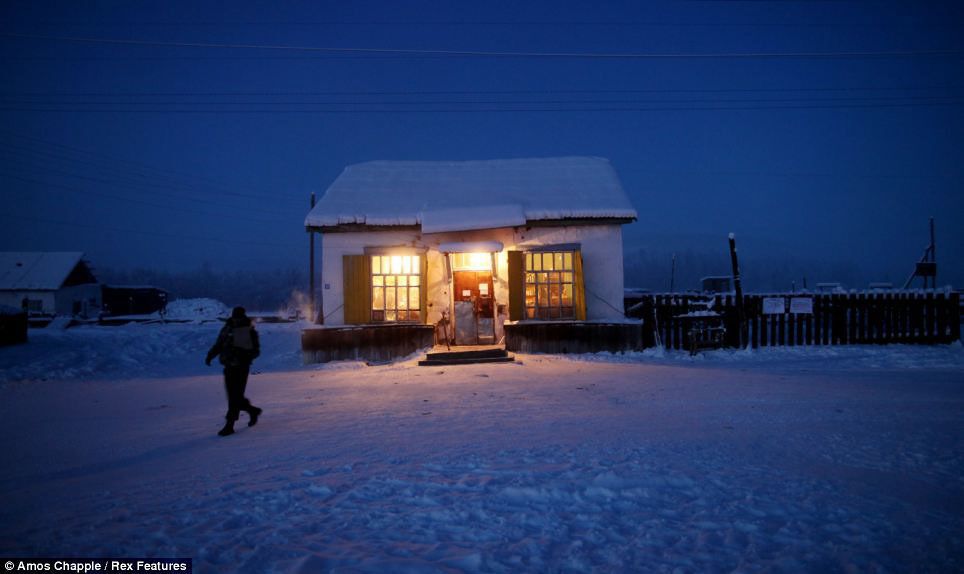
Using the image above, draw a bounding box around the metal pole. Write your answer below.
[929,217,936,288]
[309,192,316,322]
[728,233,746,348]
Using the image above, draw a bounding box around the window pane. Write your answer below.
[554,253,564,270]
[411,255,420,271]
[402,256,411,275]
[372,310,385,321]
[410,275,420,286]
[525,295,535,307]
[526,308,535,319]
[386,287,396,309]
[561,284,572,306]
[533,254,542,271]
[372,255,381,275]
[538,273,548,285]
[409,287,420,309]
[549,272,559,284]
[538,284,548,306]
[398,287,408,310]
[398,275,408,287]
[564,252,572,270]
[397,310,408,321]
[525,253,532,270]
[386,310,396,321]
[386,275,396,286]
[410,310,420,322]
[372,287,384,310]
[391,256,402,274]
[525,284,535,297]
[562,272,573,284]
[525,272,535,284]
[550,283,561,306]
[372,275,384,286]
[543,253,554,271]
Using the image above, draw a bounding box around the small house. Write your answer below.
[303,157,639,362]
[0,252,101,319]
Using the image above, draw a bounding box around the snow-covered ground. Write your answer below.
[1,323,962,573]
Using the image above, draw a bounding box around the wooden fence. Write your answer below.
[626,290,961,350]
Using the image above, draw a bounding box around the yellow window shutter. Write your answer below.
[419,254,428,324]
[574,250,586,320]
[507,251,524,321]
[342,254,371,324]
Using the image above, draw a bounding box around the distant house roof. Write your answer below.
[305,156,637,233]
[0,252,94,291]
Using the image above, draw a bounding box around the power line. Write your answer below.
[0,212,297,248]
[3,32,961,59]
[4,86,961,96]
[2,101,961,113]
[1,172,292,224]
[0,144,302,218]
[0,130,295,202]
[4,96,961,106]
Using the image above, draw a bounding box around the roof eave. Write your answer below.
[306,215,636,234]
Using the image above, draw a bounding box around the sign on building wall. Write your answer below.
[789,297,814,314]
[762,297,786,315]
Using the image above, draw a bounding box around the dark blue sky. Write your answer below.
[2,1,962,290]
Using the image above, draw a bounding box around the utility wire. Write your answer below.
[3,96,960,105]
[1,173,292,224]
[0,130,294,202]
[4,86,961,96]
[0,212,297,248]
[2,32,961,59]
[0,144,301,218]
[3,101,961,113]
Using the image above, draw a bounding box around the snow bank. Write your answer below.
[162,298,229,322]
[1,324,962,572]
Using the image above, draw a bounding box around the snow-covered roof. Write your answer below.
[305,157,637,232]
[0,252,86,291]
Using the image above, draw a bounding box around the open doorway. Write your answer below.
[449,252,496,345]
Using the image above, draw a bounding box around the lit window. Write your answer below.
[450,252,492,271]
[371,255,421,322]
[524,251,574,319]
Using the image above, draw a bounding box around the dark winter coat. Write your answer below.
[206,317,260,367]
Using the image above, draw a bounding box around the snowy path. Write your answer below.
[0,325,962,573]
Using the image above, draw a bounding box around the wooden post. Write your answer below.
[309,192,317,323]
[728,233,746,348]
[669,253,676,293]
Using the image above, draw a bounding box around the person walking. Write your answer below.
[206,306,263,436]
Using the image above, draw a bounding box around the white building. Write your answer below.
[303,157,638,359]
[0,252,101,318]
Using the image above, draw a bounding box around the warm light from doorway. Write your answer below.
[451,252,492,271]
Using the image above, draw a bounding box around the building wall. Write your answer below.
[319,223,625,335]
[56,284,102,318]
[0,291,56,314]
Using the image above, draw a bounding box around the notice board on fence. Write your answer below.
[790,297,813,314]
[762,297,786,315]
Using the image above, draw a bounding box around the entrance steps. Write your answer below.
[418,347,514,366]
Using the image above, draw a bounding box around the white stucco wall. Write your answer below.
[318,223,625,334]
[0,291,55,314]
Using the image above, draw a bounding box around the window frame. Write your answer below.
[524,250,576,320]
[369,254,422,323]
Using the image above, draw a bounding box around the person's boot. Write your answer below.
[218,421,235,436]
[248,407,263,427]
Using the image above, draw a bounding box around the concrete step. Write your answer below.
[418,355,515,367]
[423,348,509,361]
